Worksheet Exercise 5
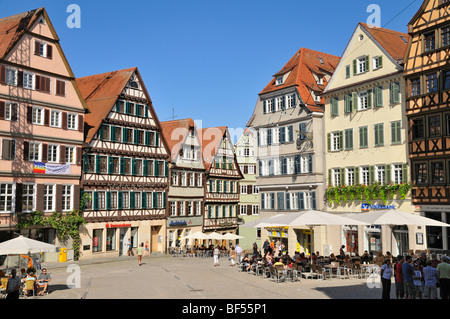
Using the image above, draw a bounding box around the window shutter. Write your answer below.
[120,157,125,175]
[311,192,317,210]
[285,193,291,210]
[60,146,66,164]
[308,154,313,173]
[367,89,373,109]
[378,56,383,68]
[155,132,159,147]
[369,166,375,184]
[352,92,358,111]
[142,192,147,209]
[353,59,357,75]
[327,133,331,152]
[78,115,84,132]
[263,100,267,114]
[328,169,332,186]
[271,99,275,112]
[338,131,343,151]
[153,192,158,209]
[118,191,123,209]
[298,192,305,210]
[15,183,22,213]
[288,125,294,142]
[354,167,360,184]
[340,168,345,186]
[130,192,135,209]
[402,163,408,183]
[143,159,148,176]
[261,193,265,210]
[41,143,48,162]
[0,101,4,120]
[365,55,370,71]
[46,45,53,59]
[385,164,391,183]
[270,193,275,209]
[267,129,272,145]
[106,191,111,210]
[331,97,338,116]
[93,192,99,210]
[44,109,49,126]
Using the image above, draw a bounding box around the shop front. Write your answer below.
[266,227,289,253]
[79,219,166,260]
[364,226,382,255]
[166,216,203,252]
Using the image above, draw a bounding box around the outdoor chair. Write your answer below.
[24,279,36,297]
[263,264,271,279]
[351,261,363,279]
[291,264,302,282]
[272,265,286,283]
[310,264,324,280]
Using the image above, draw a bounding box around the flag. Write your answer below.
[33,162,46,174]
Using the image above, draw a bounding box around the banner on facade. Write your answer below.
[33,162,71,175]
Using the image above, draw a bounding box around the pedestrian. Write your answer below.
[380,258,392,299]
[413,263,423,299]
[263,239,270,256]
[137,242,144,266]
[394,255,404,299]
[126,238,133,256]
[5,269,21,299]
[144,240,150,257]
[423,260,439,299]
[402,255,415,299]
[213,245,220,267]
[437,255,450,299]
[235,244,242,264]
[230,246,236,267]
[252,242,259,257]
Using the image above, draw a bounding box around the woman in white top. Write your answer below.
[380,258,392,299]
[213,246,220,267]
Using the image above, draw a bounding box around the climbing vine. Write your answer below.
[16,193,89,260]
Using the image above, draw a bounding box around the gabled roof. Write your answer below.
[76,67,137,143]
[359,23,409,63]
[199,126,228,171]
[160,118,200,163]
[259,48,340,113]
[0,7,45,60]
[408,0,430,27]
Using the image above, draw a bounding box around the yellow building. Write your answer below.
[322,23,427,256]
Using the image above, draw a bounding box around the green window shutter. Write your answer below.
[98,125,104,141]
[155,132,159,147]
[95,155,101,174]
[130,192,135,209]
[385,165,391,183]
[369,166,375,184]
[391,121,401,144]
[106,191,111,210]
[111,126,116,142]
[163,192,166,209]
[143,159,148,176]
[353,59,357,75]
[331,97,338,116]
[164,161,168,177]
[367,89,373,109]
[378,56,383,68]
[154,160,159,177]
[208,205,212,218]
[145,105,149,118]
[122,128,128,143]
[365,55,370,71]
[145,131,150,146]
[375,124,384,146]
[327,133,331,152]
[118,191,123,209]
[345,129,353,150]
[344,95,350,113]
[108,156,113,174]
[120,157,125,175]
[352,92,358,111]
[354,167,360,185]
[153,192,158,209]
[345,65,350,78]
[132,159,137,176]
[338,131,343,151]
[142,192,147,209]
[83,154,89,173]
[125,102,130,115]
[328,169,332,186]
[298,192,305,210]
[135,104,141,117]
[340,168,345,186]
[93,192,98,210]
[288,125,294,142]
[393,82,400,104]
[375,86,383,107]
[133,129,138,145]
[402,163,408,183]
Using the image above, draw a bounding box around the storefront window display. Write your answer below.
[106,228,116,251]
[93,229,103,252]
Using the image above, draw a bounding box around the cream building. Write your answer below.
[322,23,426,256]
[234,128,260,251]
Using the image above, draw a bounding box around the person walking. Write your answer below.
[380,258,392,299]
[263,239,270,256]
[213,245,220,267]
[230,246,236,267]
[137,242,144,266]
[437,255,450,299]
[423,260,439,299]
[5,269,21,299]
[126,238,133,256]
[235,244,242,264]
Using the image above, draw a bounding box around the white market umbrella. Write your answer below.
[241,214,288,228]
[222,233,245,240]
[206,232,225,240]
[254,210,368,257]
[0,236,60,255]
[182,231,210,240]
[346,209,450,254]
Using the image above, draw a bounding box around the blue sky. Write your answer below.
[2,0,422,133]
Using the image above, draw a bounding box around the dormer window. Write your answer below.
[317,76,324,85]
[276,76,284,85]
[128,80,139,89]
[34,40,52,59]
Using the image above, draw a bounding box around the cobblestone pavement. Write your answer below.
[23,254,394,300]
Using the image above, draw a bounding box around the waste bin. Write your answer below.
[59,248,67,262]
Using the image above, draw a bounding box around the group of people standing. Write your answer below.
[380,252,450,299]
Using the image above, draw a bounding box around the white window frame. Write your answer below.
[37,41,48,58]
[29,142,41,162]
[170,202,176,216]
[276,76,284,85]
[62,184,73,211]
[358,91,368,110]
[373,56,380,70]
[23,71,35,90]
[357,57,367,74]
[50,110,61,128]
[67,113,78,130]
[65,145,76,164]
[179,201,185,216]
[5,102,18,121]
[376,165,385,184]
[47,144,59,163]
[32,106,44,125]
[5,67,17,86]
[43,184,55,212]
[331,132,341,151]
[0,183,15,213]
[22,183,36,213]
[346,167,355,186]
[392,164,403,184]
[197,173,203,187]
[332,168,341,186]
[361,166,370,185]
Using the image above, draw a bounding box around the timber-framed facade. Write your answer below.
[405,0,450,251]
[76,67,170,259]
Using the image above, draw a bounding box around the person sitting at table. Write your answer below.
[374,251,385,266]
[274,257,285,267]
[329,253,337,262]
[361,250,370,263]
[242,254,251,272]
[24,270,38,296]
[339,245,346,259]
[37,268,51,295]
[265,252,274,266]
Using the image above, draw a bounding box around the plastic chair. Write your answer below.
[25,280,36,297]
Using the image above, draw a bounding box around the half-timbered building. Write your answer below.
[76,67,170,259]
[160,118,205,251]
[201,127,243,238]
[0,8,86,249]
[405,0,450,251]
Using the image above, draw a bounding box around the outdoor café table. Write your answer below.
[324,264,339,278]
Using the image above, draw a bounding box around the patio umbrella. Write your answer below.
[0,236,60,255]
[222,233,245,240]
[241,214,288,228]
[253,210,368,256]
[206,232,225,240]
[182,231,210,240]
[346,209,450,254]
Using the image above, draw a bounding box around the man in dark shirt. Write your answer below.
[402,255,415,299]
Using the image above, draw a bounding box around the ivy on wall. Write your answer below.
[16,194,89,260]
[326,183,412,206]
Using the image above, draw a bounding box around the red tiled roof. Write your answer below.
[359,23,409,62]
[75,67,138,143]
[160,118,197,162]
[0,8,44,59]
[259,48,340,112]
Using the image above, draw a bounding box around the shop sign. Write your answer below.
[267,226,289,238]
[168,216,203,227]
[105,223,131,228]
[361,203,395,212]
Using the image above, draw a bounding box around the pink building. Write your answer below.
[0,8,86,243]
